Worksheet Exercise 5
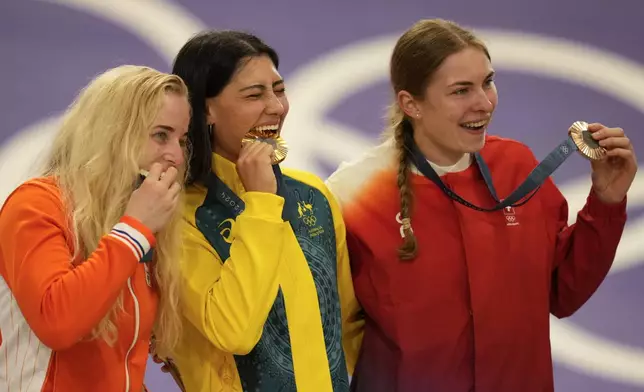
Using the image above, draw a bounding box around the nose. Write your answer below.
[473,89,494,112]
[165,139,186,168]
[265,93,285,116]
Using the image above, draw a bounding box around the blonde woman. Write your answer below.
[0,65,190,391]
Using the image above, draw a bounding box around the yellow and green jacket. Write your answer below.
[171,153,364,392]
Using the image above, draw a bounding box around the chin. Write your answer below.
[462,131,486,153]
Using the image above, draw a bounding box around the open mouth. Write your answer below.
[460,119,488,132]
[241,123,289,164]
[245,123,280,139]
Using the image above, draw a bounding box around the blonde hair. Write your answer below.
[385,19,489,260]
[42,65,188,357]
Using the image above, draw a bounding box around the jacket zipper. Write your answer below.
[124,277,141,391]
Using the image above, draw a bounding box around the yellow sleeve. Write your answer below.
[179,191,290,354]
[322,183,365,374]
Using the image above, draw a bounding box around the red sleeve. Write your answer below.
[345,227,371,315]
[542,178,627,318]
[0,181,156,350]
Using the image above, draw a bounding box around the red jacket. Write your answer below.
[326,136,626,392]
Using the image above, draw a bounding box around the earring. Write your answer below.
[207,124,214,135]
[416,113,420,118]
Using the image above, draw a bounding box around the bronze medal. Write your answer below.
[568,120,606,160]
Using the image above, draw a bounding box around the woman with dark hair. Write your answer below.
[158,30,363,392]
[326,19,637,392]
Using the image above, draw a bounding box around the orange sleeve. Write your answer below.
[0,181,156,350]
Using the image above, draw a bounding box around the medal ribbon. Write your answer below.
[404,130,582,212]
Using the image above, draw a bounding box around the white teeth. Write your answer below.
[252,124,279,132]
[462,120,488,129]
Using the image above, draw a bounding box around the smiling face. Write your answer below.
[398,46,498,166]
[205,54,289,162]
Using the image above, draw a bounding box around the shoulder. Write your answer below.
[324,138,397,208]
[8,176,61,197]
[181,183,208,225]
[1,176,63,214]
[282,167,337,206]
[0,176,66,233]
[282,167,327,191]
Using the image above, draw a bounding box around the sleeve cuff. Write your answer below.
[584,188,627,222]
[109,216,156,260]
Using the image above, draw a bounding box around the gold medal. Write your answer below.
[568,121,606,161]
[241,129,289,165]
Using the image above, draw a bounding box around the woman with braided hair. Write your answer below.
[326,18,637,392]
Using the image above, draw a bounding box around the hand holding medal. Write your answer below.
[237,128,285,194]
[126,163,182,233]
[575,121,638,204]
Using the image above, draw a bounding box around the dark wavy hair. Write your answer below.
[172,30,279,184]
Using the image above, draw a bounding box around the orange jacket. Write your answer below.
[0,177,158,391]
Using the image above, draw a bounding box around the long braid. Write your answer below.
[386,19,490,258]
[392,111,418,260]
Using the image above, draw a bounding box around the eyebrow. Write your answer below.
[447,71,495,88]
[156,125,189,138]
[155,125,175,132]
[239,79,285,92]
